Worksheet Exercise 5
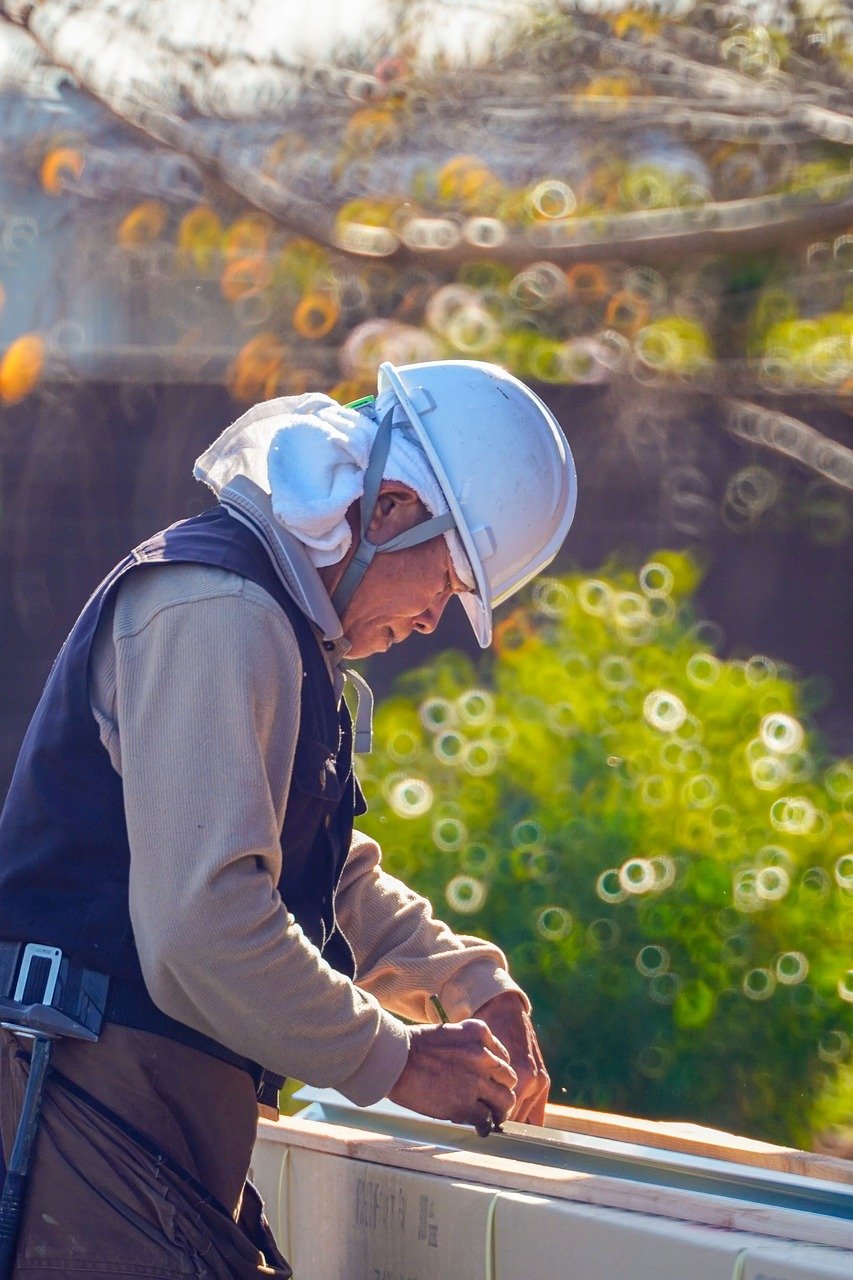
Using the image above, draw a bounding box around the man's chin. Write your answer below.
[347,625,396,659]
[379,625,408,652]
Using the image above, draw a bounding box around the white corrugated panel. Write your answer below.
[250,1117,853,1280]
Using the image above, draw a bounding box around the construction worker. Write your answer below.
[0,360,577,1277]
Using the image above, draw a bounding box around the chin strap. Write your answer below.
[330,405,455,619]
[331,401,456,756]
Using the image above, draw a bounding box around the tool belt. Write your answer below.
[0,942,284,1106]
[0,942,108,1042]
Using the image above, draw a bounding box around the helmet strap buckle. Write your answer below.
[401,386,436,417]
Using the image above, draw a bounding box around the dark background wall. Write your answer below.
[2,375,849,798]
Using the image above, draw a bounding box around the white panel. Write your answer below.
[251,1126,853,1280]
[248,1141,291,1252]
[269,1146,496,1280]
[742,1239,853,1280]
[493,1194,756,1280]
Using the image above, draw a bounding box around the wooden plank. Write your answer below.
[258,1114,853,1252]
[541,1103,853,1186]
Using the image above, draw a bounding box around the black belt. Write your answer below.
[0,941,284,1108]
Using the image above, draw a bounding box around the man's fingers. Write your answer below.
[511,1060,550,1123]
[494,1055,544,1123]
[454,1020,518,1092]
[512,1090,533,1124]
[481,1046,518,1091]
[512,1072,549,1124]
[474,1100,504,1138]
[389,1021,519,1132]
[529,1035,551,1122]
[525,1088,548,1126]
[470,995,553,1129]
[463,1017,512,1063]
[445,1080,514,1131]
[474,1071,515,1121]
[387,1004,548,1133]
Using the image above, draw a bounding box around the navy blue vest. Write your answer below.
[0,507,364,1088]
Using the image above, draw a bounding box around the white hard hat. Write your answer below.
[377,359,577,647]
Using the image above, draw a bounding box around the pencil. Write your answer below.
[429,993,502,1138]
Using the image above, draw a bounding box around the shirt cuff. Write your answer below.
[335,1012,411,1107]
[436,961,530,1023]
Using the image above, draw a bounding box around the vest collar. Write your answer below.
[219,475,347,654]
[219,475,375,751]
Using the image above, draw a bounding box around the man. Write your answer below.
[0,359,577,1276]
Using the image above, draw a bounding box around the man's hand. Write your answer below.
[473,992,550,1125]
[388,1019,518,1133]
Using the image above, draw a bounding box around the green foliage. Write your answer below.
[356,553,852,1147]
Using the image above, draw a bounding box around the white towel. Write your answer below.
[194,390,474,586]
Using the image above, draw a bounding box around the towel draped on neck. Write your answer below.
[194,390,474,587]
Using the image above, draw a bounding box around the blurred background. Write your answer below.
[0,0,850,1148]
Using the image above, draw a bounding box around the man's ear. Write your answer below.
[367,481,425,543]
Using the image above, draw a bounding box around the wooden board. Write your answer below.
[258,1112,853,1252]
[541,1102,853,1186]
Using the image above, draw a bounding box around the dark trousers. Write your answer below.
[0,1024,292,1278]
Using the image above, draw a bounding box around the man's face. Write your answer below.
[337,486,471,659]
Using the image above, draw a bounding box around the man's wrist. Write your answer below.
[473,990,527,1018]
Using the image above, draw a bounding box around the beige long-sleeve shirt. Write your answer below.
[89,557,521,1107]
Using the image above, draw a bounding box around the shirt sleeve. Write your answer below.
[337,829,527,1024]
[90,563,409,1106]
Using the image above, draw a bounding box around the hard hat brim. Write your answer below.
[459,587,492,648]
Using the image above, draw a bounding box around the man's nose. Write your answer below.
[413,598,449,634]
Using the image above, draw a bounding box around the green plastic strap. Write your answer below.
[484,1192,499,1280]
[731,1249,749,1280]
[276,1145,292,1258]
[344,395,376,411]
